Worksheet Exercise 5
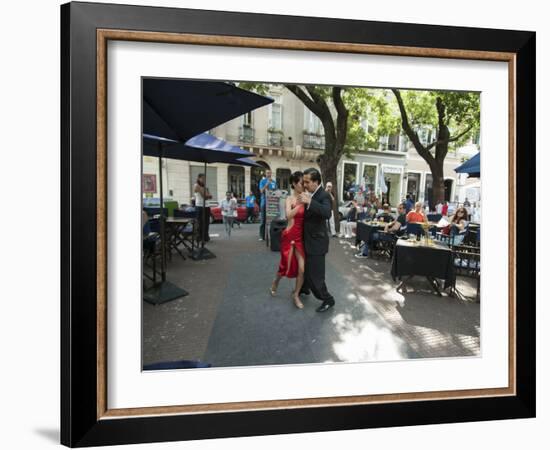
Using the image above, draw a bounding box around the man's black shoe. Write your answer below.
[316,301,335,313]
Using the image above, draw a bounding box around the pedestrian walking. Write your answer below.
[245,191,256,223]
[221,191,237,238]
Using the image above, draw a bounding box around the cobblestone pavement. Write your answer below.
[143,223,480,367]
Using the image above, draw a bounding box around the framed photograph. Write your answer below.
[61,1,535,447]
[142,174,157,194]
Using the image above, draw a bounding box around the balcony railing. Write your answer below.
[239,126,255,144]
[267,130,284,147]
[302,132,325,149]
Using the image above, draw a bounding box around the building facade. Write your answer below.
[142,86,480,208]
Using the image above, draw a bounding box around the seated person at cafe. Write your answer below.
[384,203,407,234]
[376,204,394,223]
[406,201,428,223]
[340,197,359,239]
[442,206,468,237]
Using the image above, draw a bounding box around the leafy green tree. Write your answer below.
[239,82,378,231]
[391,89,480,204]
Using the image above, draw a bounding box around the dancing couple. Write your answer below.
[270,168,336,313]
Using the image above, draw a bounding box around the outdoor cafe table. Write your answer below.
[164,217,197,258]
[391,238,456,296]
[355,221,386,248]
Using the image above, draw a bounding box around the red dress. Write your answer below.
[277,203,306,278]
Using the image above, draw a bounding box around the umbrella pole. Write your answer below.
[203,160,207,249]
[190,159,215,260]
[158,143,167,282]
[142,142,188,305]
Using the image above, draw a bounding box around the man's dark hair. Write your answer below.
[304,167,322,183]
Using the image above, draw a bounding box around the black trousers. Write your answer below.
[246,207,255,223]
[259,204,267,238]
[196,206,210,242]
[303,254,334,304]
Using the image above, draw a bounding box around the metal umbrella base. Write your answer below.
[143,281,189,305]
[190,246,216,261]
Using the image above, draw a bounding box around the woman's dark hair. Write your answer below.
[452,207,468,223]
[290,171,303,188]
[304,167,322,183]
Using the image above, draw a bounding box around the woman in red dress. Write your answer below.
[270,171,306,309]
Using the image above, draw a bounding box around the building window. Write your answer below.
[241,111,253,127]
[444,179,453,202]
[228,166,245,199]
[342,163,358,201]
[362,165,377,193]
[276,168,291,192]
[379,135,389,150]
[424,173,433,208]
[239,111,255,144]
[303,109,325,149]
[387,134,400,151]
[406,173,421,203]
[269,96,283,130]
[304,108,323,135]
[267,98,284,146]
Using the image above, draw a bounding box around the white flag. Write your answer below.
[378,166,387,194]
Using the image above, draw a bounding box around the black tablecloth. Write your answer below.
[391,239,456,288]
[355,221,385,247]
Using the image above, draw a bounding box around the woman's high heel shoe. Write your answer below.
[270,281,278,296]
[292,293,304,309]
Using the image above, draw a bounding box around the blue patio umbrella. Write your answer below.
[454,152,480,178]
[144,133,256,272]
[143,79,273,142]
[143,133,254,164]
[142,80,273,303]
[232,157,262,168]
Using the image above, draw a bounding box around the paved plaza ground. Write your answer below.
[143,223,480,367]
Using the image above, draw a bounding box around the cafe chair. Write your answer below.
[427,213,442,222]
[406,222,424,237]
[143,207,168,219]
[371,231,397,260]
[143,218,161,287]
[451,244,480,301]
[171,209,199,257]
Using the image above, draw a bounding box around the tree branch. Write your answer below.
[448,125,474,143]
[285,84,315,111]
[332,87,348,146]
[391,89,433,163]
[304,85,333,119]
[304,85,336,145]
[425,124,474,152]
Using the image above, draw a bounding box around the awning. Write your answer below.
[454,152,480,178]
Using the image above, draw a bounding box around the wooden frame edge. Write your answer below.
[98,29,515,62]
[508,56,517,396]
[96,28,517,420]
[97,28,108,419]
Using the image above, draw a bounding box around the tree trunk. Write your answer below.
[429,163,445,207]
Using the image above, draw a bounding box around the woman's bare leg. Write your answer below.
[271,274,282,296]
[292,252,305,309]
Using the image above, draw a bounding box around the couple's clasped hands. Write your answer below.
[296,192,311,205]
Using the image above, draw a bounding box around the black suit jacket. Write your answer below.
[303,187,332,255]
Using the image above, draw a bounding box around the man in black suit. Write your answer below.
[298,168,336,313]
